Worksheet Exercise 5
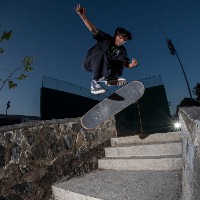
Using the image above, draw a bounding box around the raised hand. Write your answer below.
[74,4,98,35]
[75,4,86,17]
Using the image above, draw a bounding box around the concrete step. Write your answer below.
[98,156,183,170]
[52,169,182,200]
[111,131,181,147]
[105,142,182,158]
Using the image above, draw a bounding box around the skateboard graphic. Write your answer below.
[81,80,145,129]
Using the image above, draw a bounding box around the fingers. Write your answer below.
[75,4,86,14]
[132,58,138,64]
[74,4,80,12]
[77,4,80,9]
[129,58,138,68]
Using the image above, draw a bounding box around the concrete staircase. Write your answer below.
[52,131,183,200]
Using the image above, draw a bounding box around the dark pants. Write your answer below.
[83,51,123,80]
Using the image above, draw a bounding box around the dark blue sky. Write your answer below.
[0,0,200,117]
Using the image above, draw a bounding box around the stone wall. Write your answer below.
[0,117,117,200]
[179,107,200,200]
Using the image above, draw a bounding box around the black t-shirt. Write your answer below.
[107,42,121,61]
[86,30,130,68]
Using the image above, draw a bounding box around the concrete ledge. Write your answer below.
[111,131,181,147]
[52,169,182,200]
[179,107,200,200]
[52,187,101,200]
[105,142,182,157]
[98,157,183,170]
[0,117,117,199]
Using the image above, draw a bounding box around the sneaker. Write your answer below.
[97,77,107,83]
[91,80,106,94]
[105,77,126,86]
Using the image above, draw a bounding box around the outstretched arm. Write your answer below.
[74,4,99,35]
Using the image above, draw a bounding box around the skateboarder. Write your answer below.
[75,4,138,94]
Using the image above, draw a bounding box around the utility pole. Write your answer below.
[6,101,10,118]
[166,39,193,104]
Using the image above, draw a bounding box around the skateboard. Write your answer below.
[81,80,145,129]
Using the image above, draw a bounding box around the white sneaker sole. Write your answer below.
[91,89,106,94]
[106,78,126,86]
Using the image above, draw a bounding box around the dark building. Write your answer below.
[40,76,172,136]
[0,115,40,127]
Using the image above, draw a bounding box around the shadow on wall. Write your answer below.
[115,85,172,136]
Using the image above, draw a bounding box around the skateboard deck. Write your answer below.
[81,80,145,129]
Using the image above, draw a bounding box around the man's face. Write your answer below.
[115,34,128,46]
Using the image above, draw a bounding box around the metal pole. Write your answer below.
[6,101,10,118]
[174,50,193,102]
[137,101,143,134]
[167,39,193,104]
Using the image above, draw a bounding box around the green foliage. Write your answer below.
[176,83,200,114]
[23,56,34,72]
[17,74,29,80]
[0,31,12,42]
[0,48,4,54]
[8,80,17,89]
[193,82,200,102]
[0,29,34,91]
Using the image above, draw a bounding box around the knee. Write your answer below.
[82,59,91,71]
[83,64,91,71]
